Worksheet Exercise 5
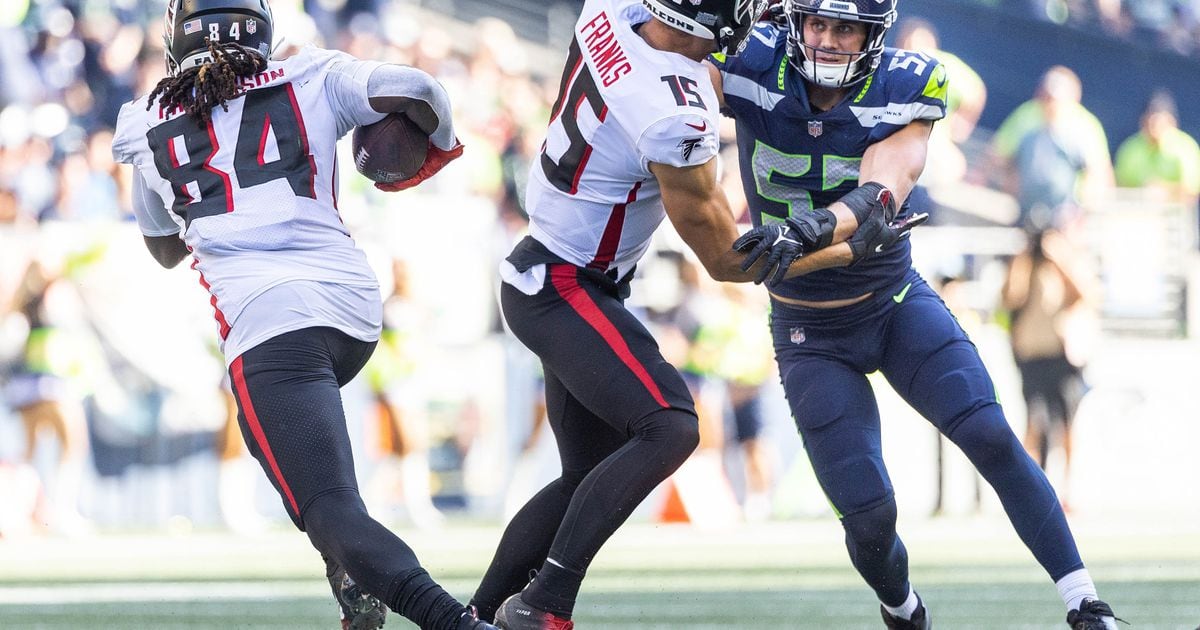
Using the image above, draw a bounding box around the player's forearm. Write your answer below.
[143,235,189,269]
[676,202,755,283]
[366,65,456,149]
[859,120,932,208]
[781,242,853,279]
[824,202,861,244]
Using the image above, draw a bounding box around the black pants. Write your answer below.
[229,326,466,630]
[472,265,699,618]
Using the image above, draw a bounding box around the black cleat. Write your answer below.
[495,592,574,630]
[1067,598,1122,630]
[459,605,502,630]
[325,557,387,630]
[881,594,931,630]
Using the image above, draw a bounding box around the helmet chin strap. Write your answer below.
[799,44,865,89]
[802,58,855,88]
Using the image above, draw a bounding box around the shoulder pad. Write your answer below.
[728,24,783,73]
[638,115,719,168]
[880,50,947,104]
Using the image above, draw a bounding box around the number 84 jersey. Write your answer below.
[111,46,382,334]
[523,0,721,281]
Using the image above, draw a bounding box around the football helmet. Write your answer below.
[643,0,759,54]
[784,0,897,88]
[163,0,273,75]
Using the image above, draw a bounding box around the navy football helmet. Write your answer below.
[784,0,897,88]
[643,0,760,53]
[163,0,273,75]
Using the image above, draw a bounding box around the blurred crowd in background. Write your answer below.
[0,0,1197,538]
[1023,0,1200,55]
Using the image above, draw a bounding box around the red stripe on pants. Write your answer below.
[549,265,669,408]
[230,355,300,517]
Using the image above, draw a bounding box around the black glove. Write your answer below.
[733,219,806,285]
[846,211,929,264]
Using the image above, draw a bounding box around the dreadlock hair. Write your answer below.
[147,39,268,124]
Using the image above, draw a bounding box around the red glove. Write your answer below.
[374,139,465,192]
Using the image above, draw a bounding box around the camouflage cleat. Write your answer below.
[325,557,387,630]
[495,592,574,630]
[1067,598,1122,630]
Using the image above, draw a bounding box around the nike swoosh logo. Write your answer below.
[685,121,707,132]
[892,282,913,303]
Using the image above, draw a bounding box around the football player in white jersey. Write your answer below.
[470,1,765,628]
[110,2,489,629]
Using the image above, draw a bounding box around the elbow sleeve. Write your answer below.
[365,65,457,150]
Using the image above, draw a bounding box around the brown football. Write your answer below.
[352,113,429,184]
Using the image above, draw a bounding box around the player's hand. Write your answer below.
[733,220,806,285]
[374,139,465,192]
[847,212,929,264]
[757,0,788,27]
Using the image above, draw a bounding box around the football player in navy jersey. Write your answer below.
[709,1,1119,628]
[111,2,489,629]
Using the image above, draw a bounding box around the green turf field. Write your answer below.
[1,516,1197,629]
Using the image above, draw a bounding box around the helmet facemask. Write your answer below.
[784,0,895,89]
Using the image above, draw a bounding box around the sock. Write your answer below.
[386,568,467,630]
[523,559,584,619]
[881,587,919,620]
[1056,567,1099,612]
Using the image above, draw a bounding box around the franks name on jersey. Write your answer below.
[713,25,947,302]
[522,0,720,280]
[581,11,633,87]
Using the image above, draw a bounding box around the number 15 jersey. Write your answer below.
[511,0,722,286]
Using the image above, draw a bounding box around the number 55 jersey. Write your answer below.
[504,0,722,289]
[712,24,947,302]
[112,46,388,362]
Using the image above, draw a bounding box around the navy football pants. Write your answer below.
[772,270,1084,605]
[229,326,467,630]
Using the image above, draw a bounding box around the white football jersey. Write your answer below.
[524,0,722,280]
[112,46,388,360]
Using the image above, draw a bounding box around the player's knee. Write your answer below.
[633,408,699,462]
[840,498,899,550]
[302,488,368,537]
[949,404,1024,471]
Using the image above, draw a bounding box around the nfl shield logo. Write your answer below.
[247,19,257,34]
[807,120,823,138]
[790,327,806,344]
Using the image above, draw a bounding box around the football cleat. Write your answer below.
[880,595,931,630]
[460,605,502,630]
[1067,598,1122,630]
[495,592,574,630]
[325,557,387,630]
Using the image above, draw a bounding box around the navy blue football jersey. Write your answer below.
[712,25,947,302]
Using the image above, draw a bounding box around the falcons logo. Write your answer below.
[678,137,703,162]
